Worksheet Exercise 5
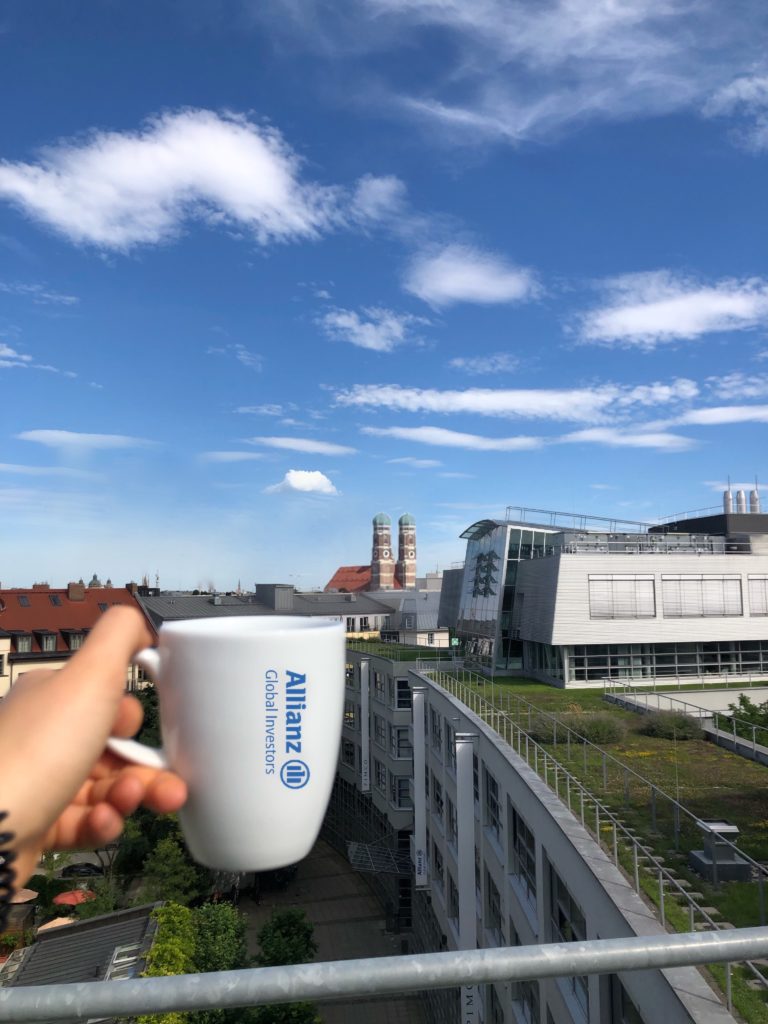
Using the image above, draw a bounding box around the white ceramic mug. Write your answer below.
[108,616,346,872]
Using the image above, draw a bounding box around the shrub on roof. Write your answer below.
[527,712,626,745]
[638,710,703,740]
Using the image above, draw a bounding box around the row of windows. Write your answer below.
[7,630,86,654]
[339,740,413,808]
[562,639,768,681]
[588,573,768,619]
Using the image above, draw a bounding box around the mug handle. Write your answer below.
[106,648,170,771]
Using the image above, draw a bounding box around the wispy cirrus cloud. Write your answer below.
[207,343,263,371]
[246,436,356,455]
[0,281,78,305]
[235,403,288,415]
[200,451,265,463]
[0,342,33,369]
[265,469,339,495]
[363,425,543,451]
[0,109,399,250]
[448,352,518,375]
[560,427,694,451]
[256,0,763,147]
[336,379,698,424]
[17,429,154,452]
[387,456,442,468]
[404,245,539,308]
[0,462,99,479]
[318,306,428,352]
[669,404,768,426]
[704,74,768,150]
[577,271,768,348]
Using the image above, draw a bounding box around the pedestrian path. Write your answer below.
[241,839,426,1024]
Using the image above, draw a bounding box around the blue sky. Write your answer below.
[2,0,768,589]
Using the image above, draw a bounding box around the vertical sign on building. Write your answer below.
[456,732,478,1024]
[360,658,370,792]
[411,685,429,888]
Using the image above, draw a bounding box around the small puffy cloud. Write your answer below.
[560,427,694,451]
[363,425,543,451]
[448,352,518,375]
[318,306,428,352]
[351,174,407,221]
[17,429,154,451]
[707,372,768,400]
[0,342,33,368]
[200,451,265,463]
[577,271,768,348]
[403,244,539,308]
[0,110,344,250]
[265,469,339,495]
[235,403,286,415]
[246,436,356,455]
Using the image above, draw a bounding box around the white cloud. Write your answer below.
[208,343,263,371]
[387,456,442,468]
[246,436,356,455]
[235,403,287,415]
[448,352,518,375]
[265,469,339,494]
[200,451,265,463]
[0,463,98,479]
[578,271,768,348]
[351,174,407,221]
[336,379,696,423]
[363,425,543,450]
[318,306,428,352]
[17,429,154,451]
[707,372,768,399]
[0,110,346,250]
[259,0,758,146]
[560,427,694,451]
[0,342,33,368]
[704,74,768,150]
[404,245,538,308]
[0,282,78,305]
[671,405,768,426]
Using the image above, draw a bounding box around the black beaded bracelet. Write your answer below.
[0,812,16,934]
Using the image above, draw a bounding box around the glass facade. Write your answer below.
[562,639,768,681]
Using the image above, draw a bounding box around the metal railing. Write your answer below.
[2,930,768,1021]
[604,674,768,693]
[420,666,768,1009]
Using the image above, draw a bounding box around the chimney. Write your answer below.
[32,582,50,590]
[125,581,139,595]
[68,581,86,601]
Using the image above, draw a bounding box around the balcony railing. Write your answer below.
[2,929,768,1021]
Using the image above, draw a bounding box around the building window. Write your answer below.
[749,576,768,616]
[661,575,743,617]
[511,979,540,1024]
[427,632,435,645]
[510,808,536,906]
[346,617,355,632]
[431,774,444,822]
[390,725,412,759]
[430,707,443,756]
[345,662,356,687]
[588,575,655,619]
[341,739,356,768]
[40,634,57,653]
[373,671,386,702]
[373,714,386,748]
[432,840,444,891]
[484,767,501,841]
[488,983,505,1024]
[396,677,412,709]
[359,616,370,631]
[98,602,109,612]
[48,594,62,606]
[550,866,588,1018]
[448,872,459,924]
[374,759,387,793]
[446,797,458,849]
[15,634,32,653]
[473,754,479,803]
[344,700,358,730]
[68,633,85,651]
[17,594,30,607]
[485,868,502,944]
[445,721,456,772]
[0,656,4,675]
[390,774,412,808]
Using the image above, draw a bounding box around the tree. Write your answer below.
[253,910,320,1024]
[190,903,253,1024]
[135,682,162,747]
[138,903,196,1024]
[137,837,200,906]
[75,877,120,920]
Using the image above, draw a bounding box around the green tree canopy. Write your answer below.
[256,909,317,968]
[138,837,200,906]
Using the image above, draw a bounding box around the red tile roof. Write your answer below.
[324,565,403,593]
[0,585,155,656]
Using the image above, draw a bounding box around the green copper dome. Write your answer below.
[399,513,416,526]
[373,512,391,526]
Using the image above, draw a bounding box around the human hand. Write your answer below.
[1,606,187,888]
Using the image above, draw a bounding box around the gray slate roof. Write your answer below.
[7,904,159,989]
[138,593,279,628]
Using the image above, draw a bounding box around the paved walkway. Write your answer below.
[240,839,426,1024]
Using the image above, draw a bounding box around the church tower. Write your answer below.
[395,513,417,589]
[370,512,395,590]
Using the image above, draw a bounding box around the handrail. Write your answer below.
[2,930,768,1021]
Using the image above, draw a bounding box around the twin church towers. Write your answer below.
[371,512,417,590]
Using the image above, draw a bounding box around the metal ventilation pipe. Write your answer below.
[723,488,733,513]
[750,488,761,513]
[736,489,747,513]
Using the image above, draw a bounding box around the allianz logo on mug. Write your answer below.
[108,616,345,872]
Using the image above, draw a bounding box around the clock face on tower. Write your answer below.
[407,549,415,558]
[383,549,390,558]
